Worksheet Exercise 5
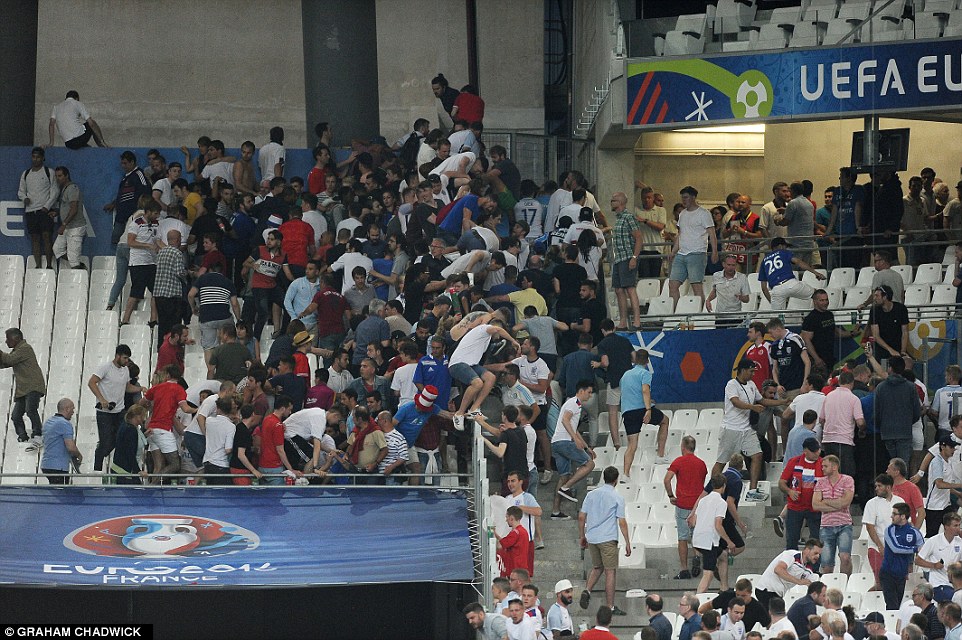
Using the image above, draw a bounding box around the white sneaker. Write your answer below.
[655,456,670,464]
[30,435,43,448]
[745,489,769,502]
[539,470,554,485]
[453,414,465,432]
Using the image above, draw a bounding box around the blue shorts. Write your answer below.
[670,252,708,284]
[819,524,853,567]
[551,439,590,476]
[675,507,693,541]
[449,362,487,385]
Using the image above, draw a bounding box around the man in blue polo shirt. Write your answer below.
[437,192,498,243]
[40,398,82,485]
[759,237,825,311]
[413,335,452,410]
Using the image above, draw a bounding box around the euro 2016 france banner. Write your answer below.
[626,37,962,129]
[0,486,473,587]
[624,319,956,403]
[0,146,322,259]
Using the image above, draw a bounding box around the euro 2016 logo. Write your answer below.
[64,515,259,558]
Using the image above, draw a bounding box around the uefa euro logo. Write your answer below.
[64,515,259,558]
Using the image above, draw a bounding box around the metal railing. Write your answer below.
[484,130,596,188]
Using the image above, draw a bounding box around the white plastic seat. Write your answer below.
[626,503,650,527]
[671,409,698,433]
[904,284,931,307]
[932,284,956,305]
[637,278,662,304]
[944,9,962,35]
[891,265,913,286]
[858,591,886,614]
[825,288,843,309]
[790,21,826,46]
[647,297,675,318]
[828,267,855,289]
[676,295,703,315]
[697,408,723,430]
[847,572,876,593]
[844,287,870,309]
[913,263,943,285]
[820,572,848,591]
[823,18,860,44]
[715,0,757,34]
[803,0,839,22]
[802,269,827,287]
[856,267,878,287]
[662,279,690,297]
[788,296,813,311]
[631,524,662,545]
[943,245,957,265]
[664,14,710,55]
[91,256,117,271]
[640,482,667,505]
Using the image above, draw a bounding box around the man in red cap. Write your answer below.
[392,385,455,485]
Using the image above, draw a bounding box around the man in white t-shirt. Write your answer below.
[862,473,905,588]
[929,365,962,439]
[505,598,537,640]
[916,511,962,602]
[182,381,235,472]
[717,359,786,502]
[283,407,331,473]
[694,473,738,595]
[202,396,236,485]
[429,151,479,192]
[200,140,234,185]
[767,598,796,637]
[152,163,182,212]
[669,186,718,306]
[259,127,286,182]
[88,345,139,471]
[390,345,420,408]
[550,381,596,518]
[754,541,822,610]
[547,580,576,637]
[448,313,520,430]
[48,90,107,149]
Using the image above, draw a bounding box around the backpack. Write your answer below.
[23,166,52,183]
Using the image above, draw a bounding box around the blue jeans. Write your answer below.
[12,391,43,439]
[107,244,130,307]
[884,438,913,466]
[258,466,284,485]
[819,524,853,568]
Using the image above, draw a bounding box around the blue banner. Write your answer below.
[0,486,473,587]
[625,37,962,129]
[0,146,323,259]
[623,319,956,403]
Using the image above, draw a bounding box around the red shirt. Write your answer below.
[144,381,187,431]
[279,219,315,267]
[311,287,348,337]
[746,342,773,389]
[498,524,531,577]
[893,480,924,518]
[668,452,708,510]
[293,351,310,379]
[580,629,619,640]
[453,92,485,123]
[155,338,185,374]
[259,414,285,469]
[780,454,824,512]
[249,246,287,289]
[305,383,335,410]
[307,166,328,195]
[201,249,227,275]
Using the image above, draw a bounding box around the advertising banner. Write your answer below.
[623,319,954,403]
[625,37,962,129]
[0,486,474,587]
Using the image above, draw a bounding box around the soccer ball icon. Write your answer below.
[731,70,773,119]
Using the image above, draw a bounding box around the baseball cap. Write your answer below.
[736,358,758,372]
[803,437,821,453]
[955,180,962,190]
[939,434,958,448]
[862,612,885,625]
[554,579,573,593]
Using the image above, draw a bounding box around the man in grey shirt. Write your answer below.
[344,265,376,316]
[51,166,87,269]
[463,602,508,640]
[352,298,391,367]
[777,182,815,265]
[858,249,905,309]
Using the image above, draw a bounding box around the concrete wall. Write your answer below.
[573,0,617,141]
[374,0,543,145]
[34,0,307,149]
[764,118,962,196]
[0,1,38,146]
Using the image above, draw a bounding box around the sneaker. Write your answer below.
[655,456,670,464]
[691,554,702,577]
[539,469,554,485]
[773,516,785,537]
[611,606,627,616]
[466,408,484,419]
[673,570,692,579]
[452,414,465,432]
[29,435,43,448]
[745,489,769,502]
[535,540,545,550]
[557,486,577,502]
[579,590,591,610]
[550,512,571,520]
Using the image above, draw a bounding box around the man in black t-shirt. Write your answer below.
[800,289,861,374]
[869,284,909,363]
[594,319,634,450]
[476,406,530,494]
[766,317,810,395]
[571,280,607,347]
[699,577,771,633]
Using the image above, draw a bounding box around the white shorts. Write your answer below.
[716,427,762,462]
[912,420,924,451]
[770,279,814,311]
[606,384,621,408]
[147,428,179,454]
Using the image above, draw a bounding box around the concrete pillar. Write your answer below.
[596,147,637,211]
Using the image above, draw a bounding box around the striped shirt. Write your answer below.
[194,272,235,323]
[378,429,409,473]
[814,473,854,526]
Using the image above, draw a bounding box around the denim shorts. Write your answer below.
[819,524,853,567]
[449,362,486,385]
[669,252,708,284]
[675,507,693,541]
[551,439,590,476]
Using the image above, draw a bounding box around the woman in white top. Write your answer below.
[574,227,602,282]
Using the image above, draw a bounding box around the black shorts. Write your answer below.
[723,518,745,549]
[25,210,54,235]
[698,544,722,571]
[129,264,156,299]
[532,404,548,431]
[622,407,666,436]
[284,435,313,467]
[64,125,93,150]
